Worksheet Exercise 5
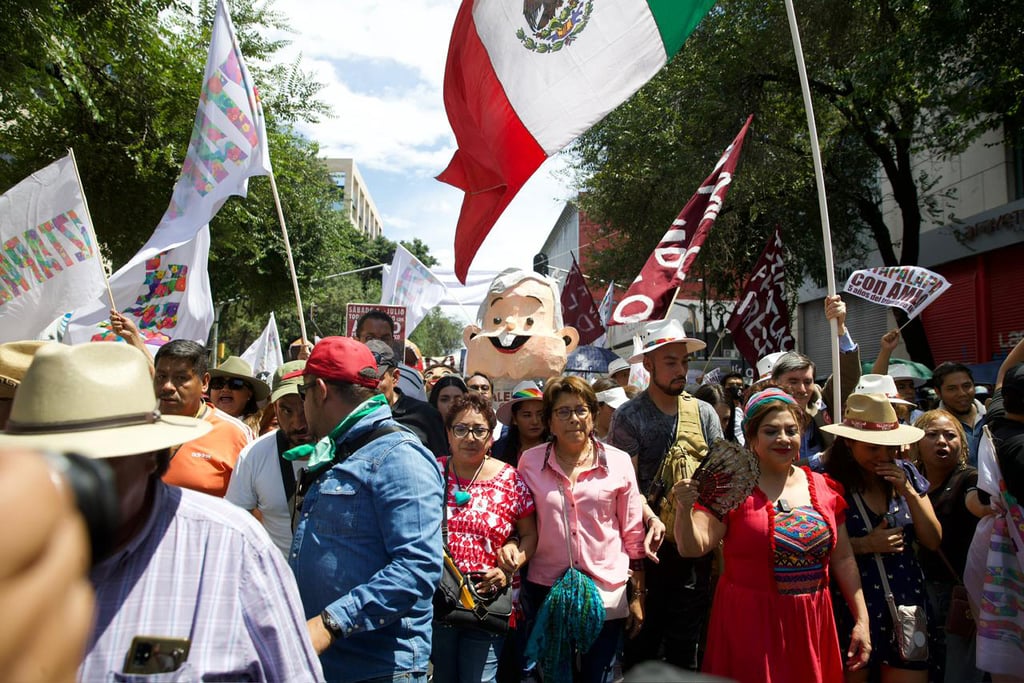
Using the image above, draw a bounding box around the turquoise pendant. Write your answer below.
[454,490,472,506]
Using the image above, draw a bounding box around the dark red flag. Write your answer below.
[560,255,604,346]
[726,227,795,367]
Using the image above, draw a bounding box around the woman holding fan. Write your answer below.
[673,387,871,682]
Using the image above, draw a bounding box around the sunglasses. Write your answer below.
[209,377,249,391]
[451,424,490,440]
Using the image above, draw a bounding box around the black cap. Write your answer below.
[365,339,397,373]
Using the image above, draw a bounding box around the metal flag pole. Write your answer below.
[783,0,842,416]
[67,147,116,312]
[267,171,309,347]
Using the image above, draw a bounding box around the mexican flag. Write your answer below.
[438,0,717,282]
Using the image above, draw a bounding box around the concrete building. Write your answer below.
[797,126,1024,379]
[324,158,383,239]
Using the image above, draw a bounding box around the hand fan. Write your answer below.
[692,439,760,519]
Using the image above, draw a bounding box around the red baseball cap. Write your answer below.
[282,337,379,389]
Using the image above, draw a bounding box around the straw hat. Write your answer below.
[607,358,630,378]
[821,393,924,446]
[627,318,706,364]
[0,341,48,399]
[854,374,916,406]
[0,343,210,458]
[496,381,544,425]
[209,356,271,401]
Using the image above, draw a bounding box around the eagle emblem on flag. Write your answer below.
[518,0,593,52]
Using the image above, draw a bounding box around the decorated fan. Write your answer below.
[692,439,760,520]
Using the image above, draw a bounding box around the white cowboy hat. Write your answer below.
[0,343,210,458]
[756,351,787,381]
[821,393,924,446]
[496,380,544,425]
[854,374,916,406]
[627,318,706,364]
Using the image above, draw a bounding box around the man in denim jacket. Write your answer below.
[286,337,443,683]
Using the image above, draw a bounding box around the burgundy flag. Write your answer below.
[609,115,753,325]
[726,227,794,367]
[561,255,604,346]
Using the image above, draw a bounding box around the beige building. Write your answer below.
[324,158,383,239]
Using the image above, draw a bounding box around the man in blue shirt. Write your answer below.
[287,337,443,683]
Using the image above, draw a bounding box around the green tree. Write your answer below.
[411,308,465,358]
[571,0,1020,366]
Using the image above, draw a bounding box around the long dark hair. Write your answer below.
[429,375,468,409]
[823,437,890,497]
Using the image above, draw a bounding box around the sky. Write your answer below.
[266,0,576,283]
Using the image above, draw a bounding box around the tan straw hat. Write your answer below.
[0,343,210,458]
[0,341,48,399]
[627,318,706,364]
[209,356,271,401]
[821,393,924,446]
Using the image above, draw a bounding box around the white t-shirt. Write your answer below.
[225,430,305,557]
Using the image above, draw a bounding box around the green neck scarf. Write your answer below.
[283,394,388,468]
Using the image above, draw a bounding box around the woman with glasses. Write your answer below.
[517,376,646,682]
[207,356,269,436]
[433,392,538,683]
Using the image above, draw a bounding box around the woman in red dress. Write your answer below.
[673,387,871,682]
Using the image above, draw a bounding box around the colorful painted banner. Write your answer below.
[610,115,754,325]
[726,227,795,366]
[67,0,270,344]
[0,155,106,342]
[380,244,446,337]
[844,266,951,320]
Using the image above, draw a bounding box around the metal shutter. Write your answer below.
[800,296,888,377]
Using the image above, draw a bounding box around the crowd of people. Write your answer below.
[0,297,1022,683]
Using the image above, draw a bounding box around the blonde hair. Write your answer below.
[909,409,969,475]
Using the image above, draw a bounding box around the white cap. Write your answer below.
[595,387,629,410]
[854,373,916,406]
[756,351,787,381]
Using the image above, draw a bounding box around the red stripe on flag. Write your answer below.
[437,1,547,283]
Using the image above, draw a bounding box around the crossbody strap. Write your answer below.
[852,492,902,627]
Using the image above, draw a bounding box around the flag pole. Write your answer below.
[67,148,116,312]
[267,171,309,346]
[782,0,842,417]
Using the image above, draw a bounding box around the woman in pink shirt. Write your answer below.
[518,375,647,682]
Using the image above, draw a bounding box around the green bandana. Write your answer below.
[283,394,388,468]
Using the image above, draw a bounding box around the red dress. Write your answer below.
[703,468,847,683]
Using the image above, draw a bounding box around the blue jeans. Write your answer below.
[432,623,504,683]
[358,674,427,683]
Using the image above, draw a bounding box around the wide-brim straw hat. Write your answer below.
[821,393,924,446]
[0,343,210,458]
[496,381,544,425]
[627,318,706,364]
[0,341,48,399]
[209,356,270,401]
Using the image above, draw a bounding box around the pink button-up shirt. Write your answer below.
[518,440,646,590]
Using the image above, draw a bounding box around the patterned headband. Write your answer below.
[742,388,798,428]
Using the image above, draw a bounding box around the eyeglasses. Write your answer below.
[467,384,490,393]
[451,424,490,439]
[209,377,249,391]
[553,405,590,421]
[297,380,318,400]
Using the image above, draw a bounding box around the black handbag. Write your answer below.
[432,458,513,635]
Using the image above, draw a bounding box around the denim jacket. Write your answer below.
[289,402,444,682]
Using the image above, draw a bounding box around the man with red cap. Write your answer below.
[284,337,443,683]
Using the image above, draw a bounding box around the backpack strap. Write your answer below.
[276,429,297,503]
[655,393,708,481]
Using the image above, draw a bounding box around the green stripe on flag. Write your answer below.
[646,0,717,57]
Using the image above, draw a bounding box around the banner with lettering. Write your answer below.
[67,0,269,344]
[560,255,604,346]
[610,115,753,324]
[844,265,951,320]
[0,155,106,342]
[726,227,794,367]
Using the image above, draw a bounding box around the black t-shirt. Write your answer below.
[391,390,448,457]
[918,467,980,582]
[986,389,1024,503]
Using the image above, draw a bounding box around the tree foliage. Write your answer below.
[570,0,1020,365]
[410,308,465,358]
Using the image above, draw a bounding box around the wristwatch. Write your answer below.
[321,610,344,640]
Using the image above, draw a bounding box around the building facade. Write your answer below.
[324,158,383,239]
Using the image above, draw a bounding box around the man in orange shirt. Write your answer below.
[156,340,251,497]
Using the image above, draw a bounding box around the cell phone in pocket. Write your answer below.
[123,636,191,675]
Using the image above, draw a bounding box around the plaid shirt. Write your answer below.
[82,482,323,682]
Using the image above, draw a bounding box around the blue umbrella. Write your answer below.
[565,345,619,374]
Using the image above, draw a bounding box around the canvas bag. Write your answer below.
[648,393,708,544]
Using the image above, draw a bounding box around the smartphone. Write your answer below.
[123,636,191,675]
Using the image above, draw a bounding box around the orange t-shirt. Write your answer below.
[163,405,252,497]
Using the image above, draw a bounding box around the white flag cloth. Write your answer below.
[380,245,446,336]
[241,312,284,384]
[592,281,615,348]
[0,155,106,342]
[67,0,270,344]
[843,266,951,320]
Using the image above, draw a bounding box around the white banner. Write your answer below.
[67,0,270,344]
[844,266,951,320]
[241,312,283,384]
[380,244,446,336]
[0,155,106,342]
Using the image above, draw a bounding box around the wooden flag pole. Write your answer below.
[783,0,842,417]
[67,148,116,312]
[267,171,309,347]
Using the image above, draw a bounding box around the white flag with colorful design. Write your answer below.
[439,0,717,281]
[380,243,446,336]
[67,0,270,344]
